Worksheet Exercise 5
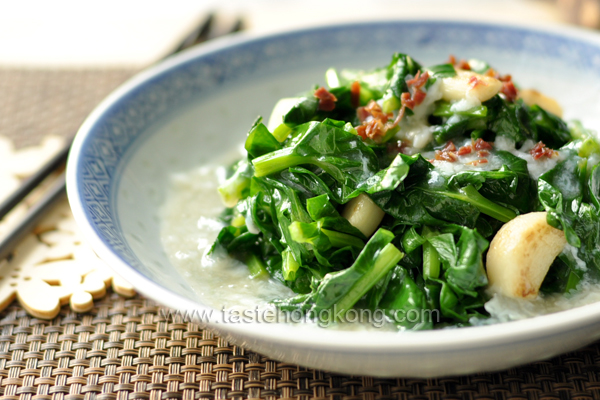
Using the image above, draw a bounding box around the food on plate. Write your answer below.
[486,212,567,299]
[207,53,600,329]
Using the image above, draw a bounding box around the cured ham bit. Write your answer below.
[445,142,456,152]
[473,138,493,151]
[447,55,470,70]
[355,100,395,142]
[364,119,385,139]
[501,80,518,102]
[356,125,368,140]
[356,119,385,141]
[443,141,457,152]
[530,142,558,160]
[366,100,392,122]
[468,75,488,90]
[357,107,371,122]
[350,81,361,108]
[390,105,407,128]
[354,70,429,141]
[401,71,429,110]
[401,90,427,110]
[401,92,414,110]
[434,141,460,162]
[458,145,472,155]
[484,68,497,77]
[357,100,392,123]
[457,60,471,70]
[314,87,337,111]
[467,159,488,166]
[435,149,458,162]
[485,68,512,83]
[478,150,490,158]
[407,71,430,89]
[412,89,427,107]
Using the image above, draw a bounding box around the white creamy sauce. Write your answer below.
[412,78,443,120]
[563,243,588,272]
[494,136,560,180]
[160,161,295,312]
[400,123,435,150]
[395,78,443,150]
[450,95,481,112]
[427,143,505,176]
[417,126,560,179]
[473,280,600,325]
[394,80,561,180]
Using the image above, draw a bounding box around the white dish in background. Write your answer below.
[67,20,600,377]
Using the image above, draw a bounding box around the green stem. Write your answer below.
[217,161,251,207]
[565,270,582,293]
[321,228,364,249]
[335,243,403,317]
[422,226,440,280]
[253,151,344,182]
[289,221,363,249]
[252,148,305,177]
[425,185,517,222]
[246,254,269,279]
[459,185,516,222]
[272,124,293,142]
[282,249,300,281]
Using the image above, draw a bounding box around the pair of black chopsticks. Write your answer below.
[0,13,244,261]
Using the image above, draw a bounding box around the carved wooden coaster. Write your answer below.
[0,136,135,319]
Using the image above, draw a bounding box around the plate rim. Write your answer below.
[66,17,600,353]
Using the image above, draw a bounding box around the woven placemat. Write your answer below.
[1,293,600,400]
[1,67,600,399]
[0,295,600,400]
[0,68,135,148]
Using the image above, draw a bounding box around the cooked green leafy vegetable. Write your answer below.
[209,53,600,329]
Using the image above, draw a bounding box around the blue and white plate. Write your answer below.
[67,20,600,377]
